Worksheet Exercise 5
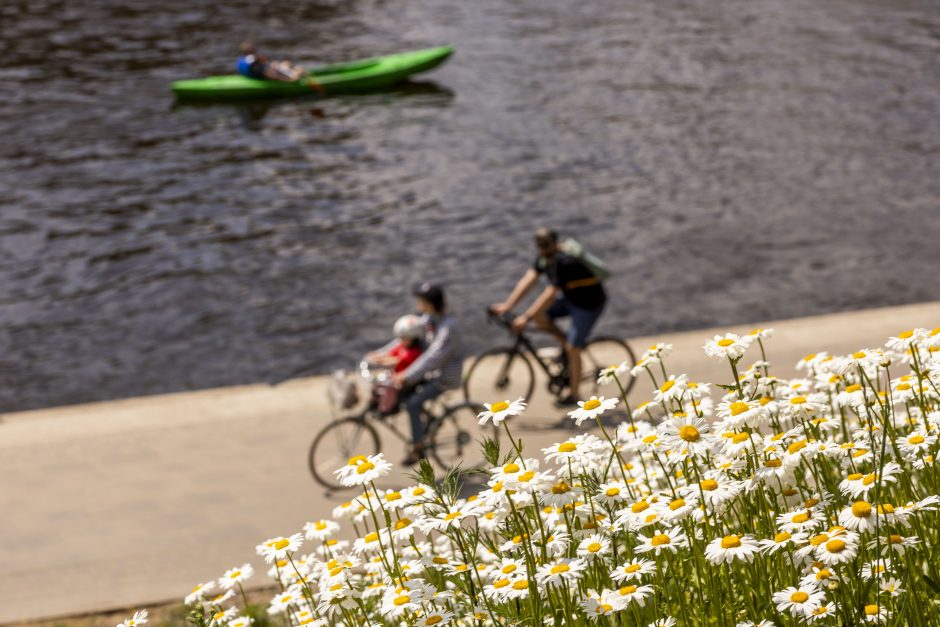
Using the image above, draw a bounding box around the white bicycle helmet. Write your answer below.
[394,314,425,340]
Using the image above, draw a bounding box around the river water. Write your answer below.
[1,0,939,411]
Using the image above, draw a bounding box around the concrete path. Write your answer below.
[1,302,937,624]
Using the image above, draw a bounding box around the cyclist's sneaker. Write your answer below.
[401,443,427,466]
[554,393,579,408]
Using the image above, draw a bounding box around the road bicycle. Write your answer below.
[463,310,637,404]
[309,361,497,490]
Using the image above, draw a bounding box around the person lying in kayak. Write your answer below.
[236,42,324,92]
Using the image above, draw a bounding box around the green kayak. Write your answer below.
[172,45,454,100]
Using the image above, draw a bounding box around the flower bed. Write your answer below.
[122,327,940,626]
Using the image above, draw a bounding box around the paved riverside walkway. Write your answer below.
[1,302,937,624]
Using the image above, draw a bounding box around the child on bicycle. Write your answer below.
[366,314,427,372]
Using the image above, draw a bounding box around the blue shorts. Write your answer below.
[547,295,604,348]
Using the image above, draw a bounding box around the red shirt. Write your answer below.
[389,342,422,373]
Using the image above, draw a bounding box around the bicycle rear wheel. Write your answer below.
[429,402,498,471]
[463,347,535,404]
[581,336,638,397]
[309,416,380,490]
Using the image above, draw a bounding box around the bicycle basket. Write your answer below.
[329,369,359,409]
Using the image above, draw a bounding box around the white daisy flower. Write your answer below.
[772,586,825,617]
[256,533,304,563]
[610,558,656,583]
[703,333,751,360]
[613,583,654,607]
[704,534,759,564]
[185,581,215,605]
[477,398,526,426]
[335,453,392,487]
[862,604,891,623]
[634,527,688,555]
[568,396,620,426]
[576,534,612,559]
[535,558,587,587]
[116,610,148,627]
[218,563,254,590]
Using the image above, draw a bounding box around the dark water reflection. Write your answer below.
[1,0,939,411]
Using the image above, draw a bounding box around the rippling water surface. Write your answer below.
[1,0,939,411]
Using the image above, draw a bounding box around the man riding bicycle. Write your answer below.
[390,283,463,465]
[490,228,606,407]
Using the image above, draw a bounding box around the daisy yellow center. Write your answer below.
[783,488,798,496]
[364,532,379,543]
[717,339,735,347]
[619,585,637,595]
[896,383,911,391]
[669,498,686,511]
[790,396,807,405]
[792,512,810,523]
[898,330,914,339]
[788,441,807,454]
[731,432,750,443]
[815,568,832,580]
[643,435,658,444]
[853,449,869,459]
[558,442,577,453]
[862,473,877,486]
[909,435,925,445]
[864,605,880,616]
[825,539,846,553]
[273,539,290,550]
[550,563,570,574]
[503,463,520,473]
[845,384,861,393]
[393,595,411,606]
[888,534,904,544]
[385,491,401,501]
[583,399,601,411]
[852,501,872,517]
[853,351,867,359]
[347,455,367,466]
[625,563,641,573]
[431,556,447,564]
[720,535,741,549]
[213,612,226,621]
[425,617,443,626]
[790,591,809,603]
[700,479,718,491]
[846,473,863,481]
[395,518,412,530]
[774,532,791,543]
[631,501,650,513]
[679,425,701,442]
[765,459,782,467]
[804,498,819,507]
[229,570,241,579]
[518,471,535,482]
[444,511,462,520]
[356,461,375,474]
[606,487,621,497]
[512,580,529,590]
[315,521,328,530]
[588,542,602,553]
[502,564,517,573]
[729,402,749,416]
[878,504,895,514]
[650,534,671,546]
[660,380,675,393]
[413,487,425,495]
[803,353,816,362]
[490,401,509,413]
[810,534,829,547]
[552,482,571,494]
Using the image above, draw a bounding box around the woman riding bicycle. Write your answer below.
[490,228,606,407]
[377,284,463,465]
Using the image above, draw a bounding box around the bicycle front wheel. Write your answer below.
[582,336,638,397]
[308,416,380,490]
[429,402,498,472]
[463,347,535,404]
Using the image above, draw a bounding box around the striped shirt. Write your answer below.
[402,313,463,389]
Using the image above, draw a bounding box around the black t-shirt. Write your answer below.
[534,252,606,310]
